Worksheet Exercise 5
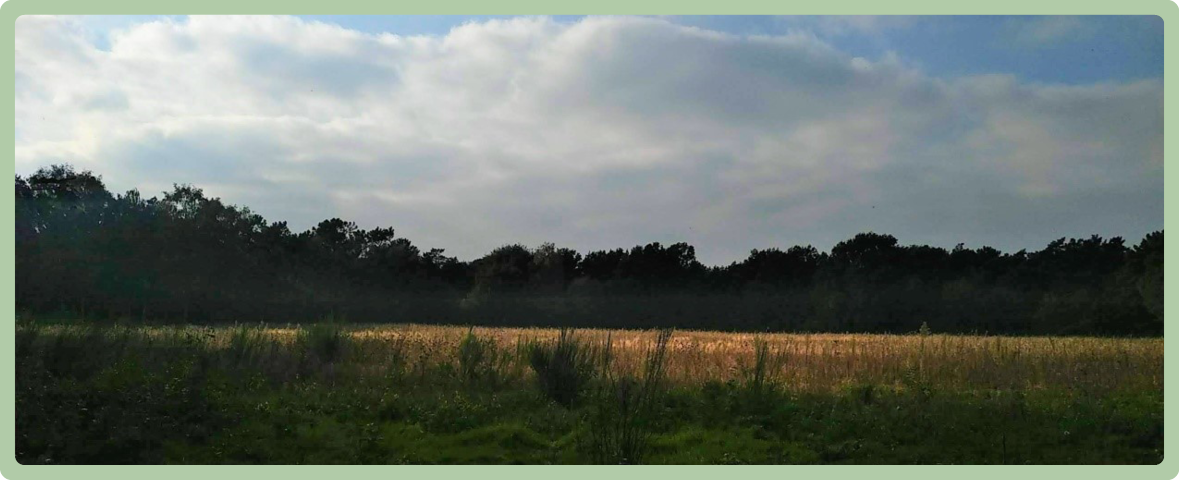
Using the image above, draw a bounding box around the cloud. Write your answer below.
[15,15,1162,264]
[1005,16,1097,46]
[776,15,918,37]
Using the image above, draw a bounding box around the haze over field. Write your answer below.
[15,15,1163,265]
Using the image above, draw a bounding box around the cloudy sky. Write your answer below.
[15,15,1163,265]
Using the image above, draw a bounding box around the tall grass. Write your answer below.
[740,336,784,403]
[224,324,268,365]
[385,334,410,383]
[14,322,1163,464]
[17,322,1163,394]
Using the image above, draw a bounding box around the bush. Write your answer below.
[527,328,596,407]
[297,323,348,365]
[584,328,673,464]
[458,327,500,386]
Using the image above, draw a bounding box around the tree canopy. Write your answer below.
[15,165,1163,336]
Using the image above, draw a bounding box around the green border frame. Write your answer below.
[0,2,1174,478]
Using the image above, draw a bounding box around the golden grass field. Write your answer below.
[72,323,1162,395]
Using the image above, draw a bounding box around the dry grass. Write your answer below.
[31,323,1159,395]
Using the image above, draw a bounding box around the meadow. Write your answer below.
[14,322,1164,464]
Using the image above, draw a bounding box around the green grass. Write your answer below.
[15,323,1163,465]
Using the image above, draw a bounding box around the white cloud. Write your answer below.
[15,15,1162,264]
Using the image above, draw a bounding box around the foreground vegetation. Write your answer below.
[16,321,1163,465]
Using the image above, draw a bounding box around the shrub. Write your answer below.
[918,321,932,336]
[297,323,348,365]
[527,328,596,407]
[458,327,499,386]
[584,328,673,464]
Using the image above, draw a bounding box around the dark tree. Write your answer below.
[13,164,1163,336]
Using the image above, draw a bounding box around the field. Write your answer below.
[15,322,1163,464]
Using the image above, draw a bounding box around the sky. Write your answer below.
[14,15,1164,265]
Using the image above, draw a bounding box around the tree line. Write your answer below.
[16,165,1163,335]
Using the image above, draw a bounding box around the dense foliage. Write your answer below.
[16,165,1163,335]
